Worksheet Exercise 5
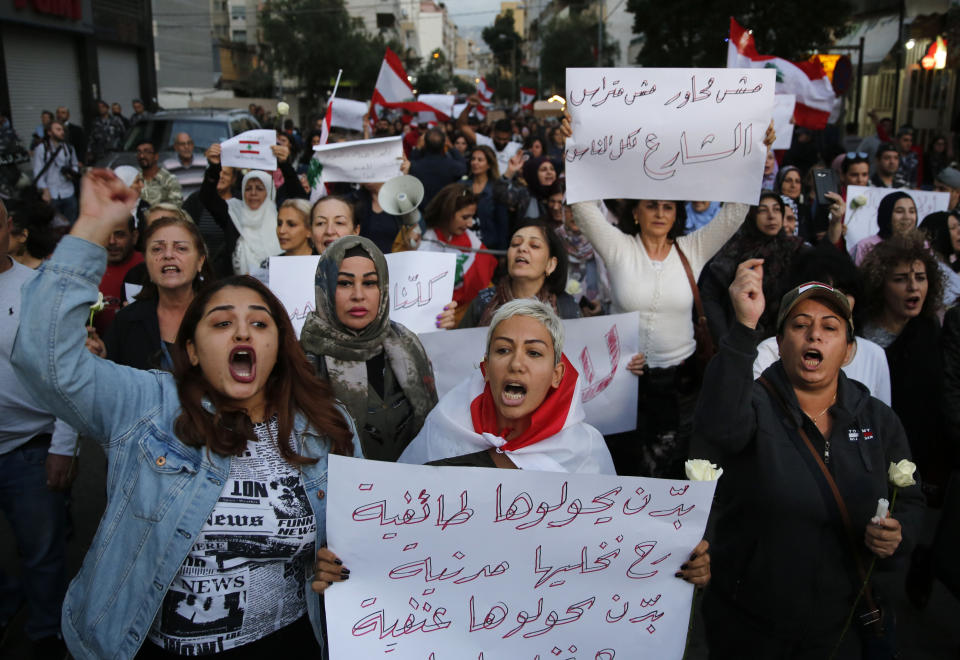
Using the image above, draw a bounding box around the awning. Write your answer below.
[834,15,900,74]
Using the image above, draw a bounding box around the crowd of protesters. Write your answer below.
[0,90,958,660]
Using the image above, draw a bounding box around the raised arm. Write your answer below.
[570,201,631,267]
[455,96,479,145]
[200,144,239,246]
[691,259,765,458]
[11,170,173,447]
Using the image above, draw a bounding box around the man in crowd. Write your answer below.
[110,103,129,132]
[95,215,142,335]
[840,153,870,200]
[409,127,466,209]
[0,201,76,658]
[32,120,79,223]
[29,110,53,151]
[129,99,149,125]
[456,99,520,173]
[87,100,125,164]
[870,142,906,189]
[895,127,920,188]
[935,166,960,213]
[163,132,205,190]
[55,106,86,166]
[136,140,182,207]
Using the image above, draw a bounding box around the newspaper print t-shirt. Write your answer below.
[148,417,316,655]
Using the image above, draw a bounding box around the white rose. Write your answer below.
[888,460,917,488]
[684,459,723,481]
[277,101,290,116]
[565,279,581,295]
[90,291,105,313]
[851,194,867,209]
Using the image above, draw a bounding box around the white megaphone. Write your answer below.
[378,175,424,227]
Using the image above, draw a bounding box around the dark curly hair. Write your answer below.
[858,230,945,326]
[507,220,569,296]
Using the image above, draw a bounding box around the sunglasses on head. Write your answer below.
[845,152,868,159]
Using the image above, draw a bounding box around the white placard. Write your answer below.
[326,455,716,659]
[220,129,277,170]
[418,312,641,435]
[565,68,776,205]
[772,94,796,151]
[843,185,950,252]
[268,251,457,337]
[331,98,370,132]
[312,136,404,183]
[123,282,142,303]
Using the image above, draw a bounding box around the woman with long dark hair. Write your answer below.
[12,170,360,659]
[459,220,578,327]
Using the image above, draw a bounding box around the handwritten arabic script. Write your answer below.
[326,456,716,659]
[565,67,775,205]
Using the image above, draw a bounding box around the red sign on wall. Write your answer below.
[13,0,82,21]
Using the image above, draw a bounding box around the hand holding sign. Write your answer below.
[220,129,278,170]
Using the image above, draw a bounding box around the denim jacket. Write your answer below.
[12,236,362,659]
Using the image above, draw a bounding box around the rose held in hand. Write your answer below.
[685,459,723,481]
[888,459,917,487]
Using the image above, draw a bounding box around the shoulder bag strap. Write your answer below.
[674,245,705,321]
[36,141,64,181]
[757,375,881,623]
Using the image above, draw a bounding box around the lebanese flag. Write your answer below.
[319,101,333,146]
[477,77,494,102]
[727,17,835,130]
[520,87,536,110]
[371,48,437,116]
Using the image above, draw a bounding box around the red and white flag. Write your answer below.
[520,87,536,110]
[372,48,437,117]
[477,77,494,103]
[727,17,835,130]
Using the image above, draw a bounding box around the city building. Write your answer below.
[0,0,157,142]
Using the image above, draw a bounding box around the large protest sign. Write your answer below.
[268,251,456,336]
[312,136,404,183]
[326,456,716,659]
[843,185,950,251]
[220,129,277,170]
[565,68,776,204]
[772,94,796,150]
[418,312,641,435]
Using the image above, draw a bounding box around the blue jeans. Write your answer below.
[0,442,69,640]
[51,195,78,224]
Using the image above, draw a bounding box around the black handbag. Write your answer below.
[758,377,898,659]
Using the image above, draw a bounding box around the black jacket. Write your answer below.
[409,152,466,210]
[692,323,924,634]
[104,299,164,371]
[943,307,960,450]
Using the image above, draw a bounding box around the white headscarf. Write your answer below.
[227,170,282,275]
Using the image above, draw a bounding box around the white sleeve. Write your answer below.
[48,418,79,456]
[571,201,632,268]
[752,337,781,379]
[475,133,494,149]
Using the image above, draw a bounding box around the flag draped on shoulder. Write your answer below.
[726,17,836,130]
[372,48,438,116]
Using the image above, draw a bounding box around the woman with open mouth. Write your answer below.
[557,114,776,478]
[301,235,438,463]
[694,264,923,657]
[12,170,361,658]
[459,220,580,328]
[104,216,213,371]
[860,231,948,502]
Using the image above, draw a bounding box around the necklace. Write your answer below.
[802,393,836,423]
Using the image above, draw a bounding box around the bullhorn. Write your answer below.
[378,175,424,227]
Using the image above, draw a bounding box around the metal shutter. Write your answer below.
[2,25,84,145]
[97,44,141,116]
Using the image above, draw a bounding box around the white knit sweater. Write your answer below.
[572,201,748,368]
